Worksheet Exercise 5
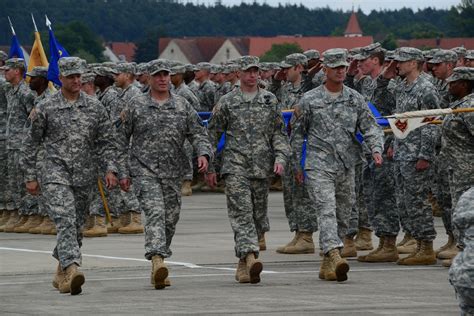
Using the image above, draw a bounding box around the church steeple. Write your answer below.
[344,10,363,37]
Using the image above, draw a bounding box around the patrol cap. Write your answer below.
[258,62,271,71]
[222,63,239,74]
[26,66,48,78]
[428,50,458,64]
[210,64,222,74]
[466,50,474,60]
[322,48,349,68]
[238,56,260,71]
[353,42,384,60]
[196,62,212,71]
[184,64,197,72]
[136,63,149,75]
[115,62,136,74]
[348,47,362,58]
[446,67,474,83]
[422,48,440,60]
[93,66,116,78]
[269,62,281,71]
[58,57,87,76]
[303,49,320,60]
[0,58,26,70]
[81,72,96,84]
[451,47,467,58]
[148,59,171,75]
[385,50,395,61]
[393,47,424,62]
[169,61,185,75]
[280,53,308,68]
[0,50,9,61]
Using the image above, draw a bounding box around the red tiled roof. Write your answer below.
[344,12,363,36]
[248,36,373,57]
[397,38,474,50]
[109,42,136,62]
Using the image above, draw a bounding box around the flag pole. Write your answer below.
[7,16,16,35]
[31,13,38,33]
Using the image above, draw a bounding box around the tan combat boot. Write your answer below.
[270,176,283,191]
[276,232,299,253]
[281,232,315,254]
[12,215,29,233]
[397,233,417,254]
[29,216,46,234]
[0,211,10,231]
[436,233,458,259]
[428,192,443,217]
[341,236,357,258]
[59,263,85,295]
[258,233,266,251]
[397,240,437,265]
[355,228,374,251]
[151,255,169,289]
[181,180,193,196]
[52,264,65,289]
[3,210,20,232]
[118,212,144,234]
[107,215,126,233]
[442,258,452,267]
[15,215,43,233]
[83,216,108,237]
[235,259,250,283]
[191,174,205,191]
[319,254,336,280]
[40,217,57,235]
[358,236,385,262]
[245,253,263,284]
[328,249,350,282]
[359,235,399,262]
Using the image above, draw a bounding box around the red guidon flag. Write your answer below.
[388,116,439,139]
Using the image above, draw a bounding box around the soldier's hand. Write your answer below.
[26,180,40,196]
[205,172,217,188]
[347,59,359,76]
[308,62,322,77]
[197,156,209,173]
[105,172,118,190]
[273,163,284,176]
[387,146,394,160]
[383,60,397,79]
[120,178,131,192]
[373,152,383,167]
[295,171,304,184]
[415,159,430,171]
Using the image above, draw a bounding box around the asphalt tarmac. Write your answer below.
[0,192,460,315]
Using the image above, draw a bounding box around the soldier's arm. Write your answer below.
[22,103,46,183]
[271,101,290,166]
[356,95,384,155]
[290,99,309,173]
[418,86,440,161]
[206,100,228,173]
[185,102,213,162]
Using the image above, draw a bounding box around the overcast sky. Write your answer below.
[217,0,460,13]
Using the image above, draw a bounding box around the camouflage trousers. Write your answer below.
[305,166,355,254]
[367,156,399,237]
[224,174,270,259]
[452,286,474,316]
[43,183,92,269]
[282,160,318,233]
[434,156,453,235]
[0,139,11,210]
[347,161,371,237]
[7,149,37,215]
[448,167,474,243]
[394,161,436,241]
[183,139,194,181]
[134,176,181,260]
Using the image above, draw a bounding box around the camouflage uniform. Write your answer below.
[208,56,290,259]
[22,57,122,269]
[346,43,398,238]
[194,63,217,112]
[3,59,36,215]
[391,48,440,242]
[449,187,474,315]
[441,68,474,208]
[291,49,383,254]
[0,78,10,210]
[428,50,458,236]
[121,59,212,259]
[271,53,318,234]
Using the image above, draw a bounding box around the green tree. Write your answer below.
[134,27,167,63]
[260,43,303,62]
[381,33,398,50]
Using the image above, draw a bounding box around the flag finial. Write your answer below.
[31,13,38,33]
[8,16,16,35]
[45,15,52,30]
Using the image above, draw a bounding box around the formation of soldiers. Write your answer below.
[0,43,472,312]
